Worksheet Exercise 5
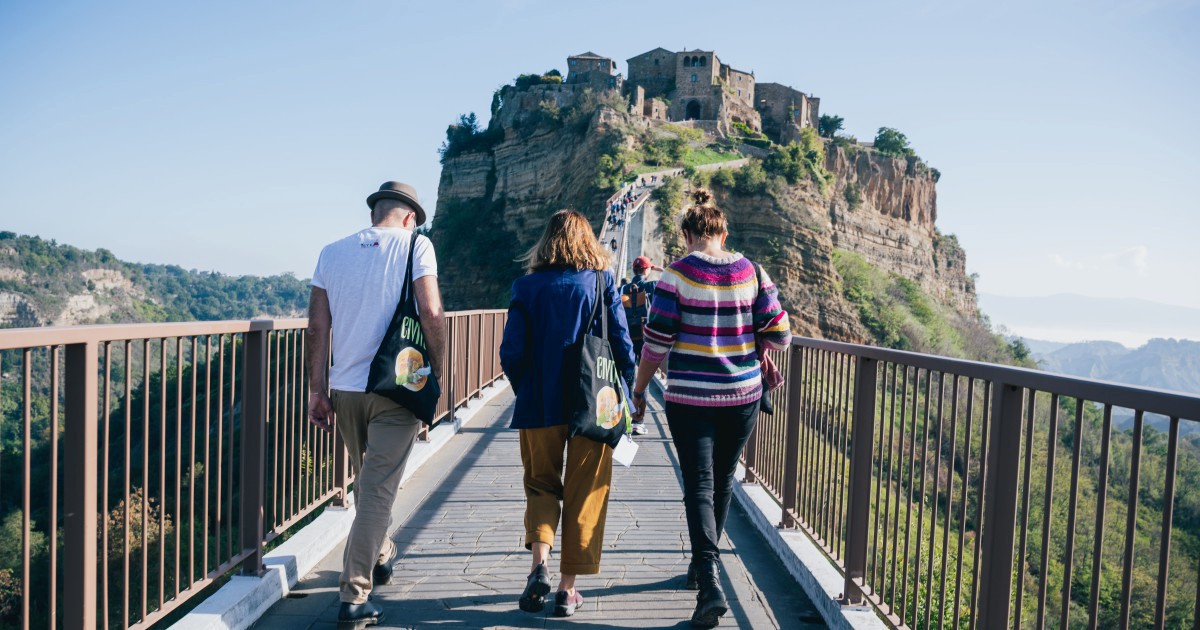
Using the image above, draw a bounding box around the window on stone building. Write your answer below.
[691,73,698,83]
[654,58,659,66]
[699,57,706,67]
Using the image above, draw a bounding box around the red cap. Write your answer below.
[633,256,652,271]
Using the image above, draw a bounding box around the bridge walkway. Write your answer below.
[253,388,826,629]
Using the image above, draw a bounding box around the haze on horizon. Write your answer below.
[1,0,1197,319]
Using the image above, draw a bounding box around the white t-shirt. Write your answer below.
[311,227,438,392]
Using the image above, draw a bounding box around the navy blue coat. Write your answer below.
[500,268,636,429]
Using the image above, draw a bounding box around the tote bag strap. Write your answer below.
[591,269,607,341]
[398,231,419,310]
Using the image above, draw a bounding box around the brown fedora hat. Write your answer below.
[366,181,428,226]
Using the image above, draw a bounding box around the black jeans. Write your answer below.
[665,401,758,562]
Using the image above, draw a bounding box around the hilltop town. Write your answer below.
[561,48,819,144]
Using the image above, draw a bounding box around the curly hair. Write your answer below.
[520,209,611,272]
[679,188,727,239]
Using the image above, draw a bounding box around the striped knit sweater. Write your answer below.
[642,252,792,407]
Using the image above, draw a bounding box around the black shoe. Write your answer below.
[519,563,552,613]
[337,600,384,628]
[372,559,394,586]
[685,560,700,590]
[691,559,728,628]
[554,589,584,617]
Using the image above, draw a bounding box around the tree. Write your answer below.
[818,114,844,139]
[873,127,915,158]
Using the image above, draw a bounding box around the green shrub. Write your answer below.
[731,121,766,140]
[710,168,736,189]
[762,128,830,191]
[818,114,844,139]
[844,182,862,210]
[438,112,502,162]
[641,133,689,166]
[873,127,916,158]
[733,161,770,195]
[514,71,564,89]
[831,134,857,149]
[563,88,629,130]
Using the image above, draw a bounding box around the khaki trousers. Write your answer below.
[332,390,422,604]
[519,425,613,575]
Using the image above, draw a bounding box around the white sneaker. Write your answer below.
[631,423,648,436]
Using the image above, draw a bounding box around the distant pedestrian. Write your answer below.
[619,256,660,437]
[501,210,636,618]
[307,181,446,627]
[610,238,618,252]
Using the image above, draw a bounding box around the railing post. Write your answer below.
[742,423,758,484]
[475,313,484,397]
[332,429,352,507]
[976,382,1024,629]
[779,345,804,529]
[843,355,878,604]
[446,315,456,419]
[240,327,267,576]
[64,342,98,629]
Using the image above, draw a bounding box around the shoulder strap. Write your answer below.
[592,270,607,340]
[399,231,419,307]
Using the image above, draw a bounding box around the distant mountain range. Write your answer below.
[980,293,1200,347]
[1023,336,1200,433]
[1031,337,1200,396]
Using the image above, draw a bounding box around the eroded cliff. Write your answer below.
[433,82,1001,359]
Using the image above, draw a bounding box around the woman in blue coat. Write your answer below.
[499,209,636,617]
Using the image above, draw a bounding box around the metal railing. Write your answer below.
[742,337,1200,629]
[0,310,506,629]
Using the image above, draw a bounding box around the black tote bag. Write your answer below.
[366,231,441,423]
[563,270,630,448]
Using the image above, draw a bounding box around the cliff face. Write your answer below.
[823,147,976,315]
[433,84,985,352]
[431,93,640,309]
[715,145,978,345]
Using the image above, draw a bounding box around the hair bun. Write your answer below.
[691,188,713,205]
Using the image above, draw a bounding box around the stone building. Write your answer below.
[626,47,677,99]
[624,48,765,134]
[566,52,621,91]
[756,82,820,143]
[521,48,821,141]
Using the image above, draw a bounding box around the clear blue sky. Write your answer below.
[2,0,1197,309]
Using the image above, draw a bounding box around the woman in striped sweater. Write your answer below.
[630,189,791,629]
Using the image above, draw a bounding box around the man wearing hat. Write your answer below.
[306,181,446,626]
[620,256,660,436]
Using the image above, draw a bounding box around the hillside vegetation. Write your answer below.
[0,232,310,327]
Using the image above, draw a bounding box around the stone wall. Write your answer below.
[720,65,756,107]
[645,98,667,120]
